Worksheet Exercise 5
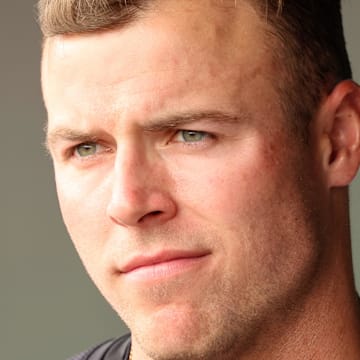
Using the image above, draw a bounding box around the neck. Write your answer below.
[252,264,360,360]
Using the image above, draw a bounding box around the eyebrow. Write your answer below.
[142,111,246,132]
[45,128,99,151]
[46,110,249,149]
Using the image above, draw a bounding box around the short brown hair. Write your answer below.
[37,0,352,137]
[254,0,352,136]
[37,0,149,36]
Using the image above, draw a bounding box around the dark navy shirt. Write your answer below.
[68,333,131,360]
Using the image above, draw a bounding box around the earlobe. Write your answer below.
[322,80,360,187]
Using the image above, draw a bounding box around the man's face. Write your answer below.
[42,1,325,359]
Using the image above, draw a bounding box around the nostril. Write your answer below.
[139,211,163,223]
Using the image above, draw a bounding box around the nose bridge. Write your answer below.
[106,140,176,227]
[111,140,148,208]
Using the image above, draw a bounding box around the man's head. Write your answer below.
[40,1,360,359]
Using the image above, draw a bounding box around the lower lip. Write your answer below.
[121,255,209,282]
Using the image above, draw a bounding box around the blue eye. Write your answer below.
[177,130,208,143]
[75,143,98,157]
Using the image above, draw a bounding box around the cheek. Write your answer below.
[174,138,280,223]
[55,169,111,255]
[55,173,116,296]
[176,134,315,263]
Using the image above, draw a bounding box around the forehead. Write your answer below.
[42,1,272,127]
[42,2,267,70]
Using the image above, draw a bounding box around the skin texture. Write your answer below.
[42,1,360,359]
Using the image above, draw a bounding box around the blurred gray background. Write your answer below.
[1,1,359,359]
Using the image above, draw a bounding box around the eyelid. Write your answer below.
[172,129,213,142]
[66,141,112,160]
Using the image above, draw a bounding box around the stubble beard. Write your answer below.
[125,245,322,360]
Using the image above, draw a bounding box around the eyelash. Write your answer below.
[172,130,211,142]
[68,142,110,160]
[168,130,215,148]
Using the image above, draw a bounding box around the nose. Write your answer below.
[106,147,177,227]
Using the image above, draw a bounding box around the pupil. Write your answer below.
[184,131,203,142]
[78,144,95,156]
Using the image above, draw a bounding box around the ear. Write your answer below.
[317,80,360,188]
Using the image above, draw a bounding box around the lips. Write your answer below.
[119,250,210,274]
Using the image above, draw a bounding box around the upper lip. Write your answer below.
[118,249,210,274]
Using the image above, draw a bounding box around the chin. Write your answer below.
[129,305,242,360]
